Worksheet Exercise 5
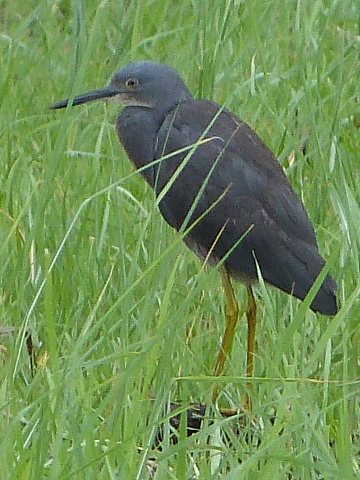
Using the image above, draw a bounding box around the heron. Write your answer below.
[51,61,338,408]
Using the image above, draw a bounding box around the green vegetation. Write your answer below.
[0,0,359,478]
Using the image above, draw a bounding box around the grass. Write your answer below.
[0,0,359,478]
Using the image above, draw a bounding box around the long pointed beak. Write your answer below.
[50,85,122,110]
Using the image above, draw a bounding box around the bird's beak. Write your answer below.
[50,85,123,110]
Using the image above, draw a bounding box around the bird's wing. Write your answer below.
[154,99,317,247]
[153,99,336,313]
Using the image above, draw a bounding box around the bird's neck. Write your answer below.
[117,106,164,187]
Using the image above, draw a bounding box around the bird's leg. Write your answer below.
[243,285,257,410]
[212,266,239,402]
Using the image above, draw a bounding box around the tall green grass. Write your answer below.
[0,0,359,478]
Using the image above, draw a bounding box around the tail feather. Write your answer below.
[252,237,338,316]
[309,274,338,315]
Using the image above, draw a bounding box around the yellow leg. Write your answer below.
[212,269,257,410]
[243,285,257,410]
[212,267,239,402]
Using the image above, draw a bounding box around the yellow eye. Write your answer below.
[126,78,139,88]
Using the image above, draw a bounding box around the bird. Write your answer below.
[51,60,338,408]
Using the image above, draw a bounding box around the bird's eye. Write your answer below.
[126,78,139,88]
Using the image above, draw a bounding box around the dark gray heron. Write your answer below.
[51,61,338,408]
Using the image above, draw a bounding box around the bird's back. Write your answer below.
[153,100,337,315]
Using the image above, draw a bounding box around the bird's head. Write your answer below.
[51,61,193,113]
